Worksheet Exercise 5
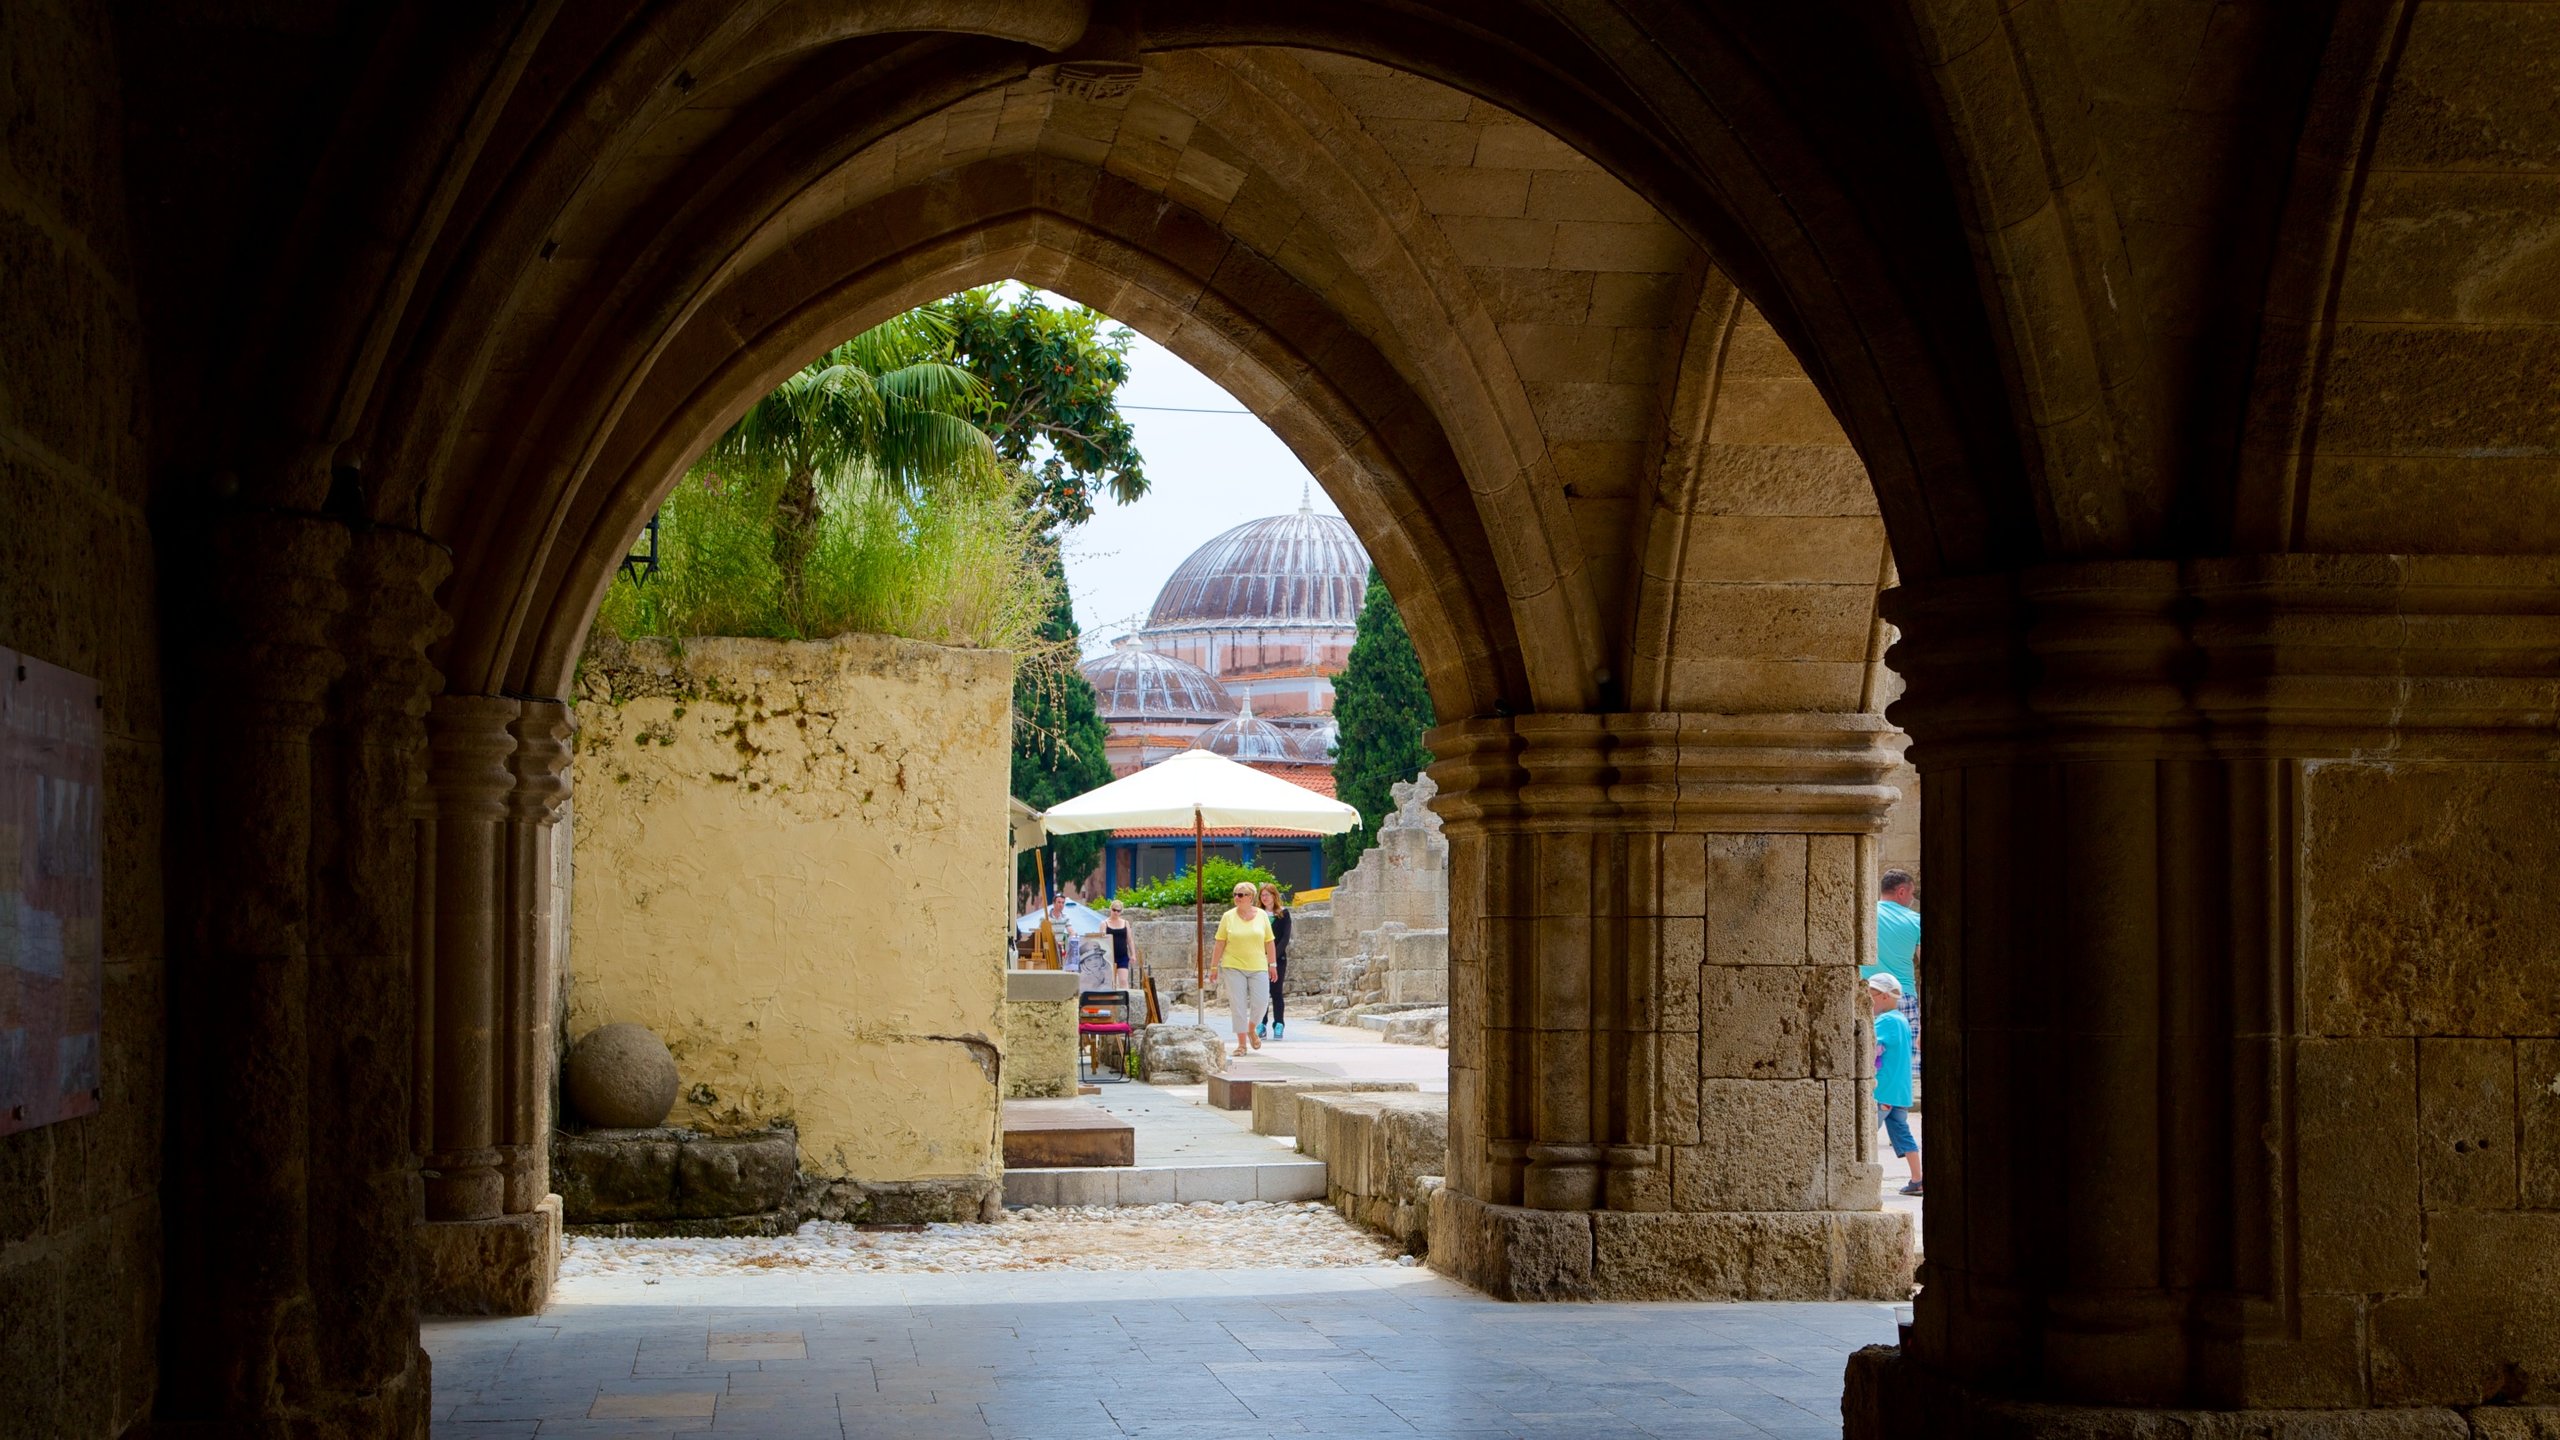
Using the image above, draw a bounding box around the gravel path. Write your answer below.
[561,1201,1413,1278]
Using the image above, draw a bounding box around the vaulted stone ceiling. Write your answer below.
[394,40,1893,727]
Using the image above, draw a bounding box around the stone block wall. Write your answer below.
[1298,1092,1449,1252]
[0,4,161,1433]
[568,634,1012,1213]
[1250,1079,1421,1137]
[1380,929,1449,1005]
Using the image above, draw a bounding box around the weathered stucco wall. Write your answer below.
[0,4,161,1433]
[569,634,1012,1191]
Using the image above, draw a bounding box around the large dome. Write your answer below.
[1146,503,1369,629]
[1080,638,1233,722]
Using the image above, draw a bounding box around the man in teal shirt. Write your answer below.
[1867,869,1920,995]
[1866,870,1922,1100]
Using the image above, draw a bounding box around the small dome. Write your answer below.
[1146,499,1370,630]
[1194,696,1298,764]
[1283,717,1338,763]
[1081,638,1234,722]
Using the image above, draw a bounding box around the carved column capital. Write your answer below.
[199,510,354,731]
[425,695,522,822]
[337,529,451,741]
[506,700,575,825]
[1884,553,2560,765]
[1429,711,1903,836]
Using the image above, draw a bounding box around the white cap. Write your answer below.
[1866,971,1904,998]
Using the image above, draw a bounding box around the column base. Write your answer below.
[1428,1187,1912,1301]
[1844,1345,2557,1438]
[418,1195,561,1315]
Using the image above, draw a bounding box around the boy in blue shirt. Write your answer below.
[1867,870,1923,1101]
[1868,971,1921,1196]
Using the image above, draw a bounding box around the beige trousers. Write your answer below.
[1222,967,1271,1037]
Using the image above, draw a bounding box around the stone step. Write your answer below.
[1001,1159,1328,1208]
[1203,1059,1344,1111]
[1001,1099,1136,1169]
[1351,1005,1445,1031]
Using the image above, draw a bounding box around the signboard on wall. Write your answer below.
[0,650,102,1136]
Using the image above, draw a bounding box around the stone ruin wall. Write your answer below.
[1310,775,1453,1043]
[566,634,1013,1213]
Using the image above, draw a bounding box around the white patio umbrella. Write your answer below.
[1042,749,1360,1023]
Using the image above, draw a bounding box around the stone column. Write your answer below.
[1847,555,2560,1436]
[503,699,573,1213]
[1427,712,1914,1301]
[160,511,349,1421]
[308,526,448,1400]
[420,694,518,1221]
[413,691,563,1313]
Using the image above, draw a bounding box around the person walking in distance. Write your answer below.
[1104,899,1133,987]
[1866,869,1922,1088]
[1256,883,1292,1040]
[1869,972,1922,1196]
[1215,881,1277,1062]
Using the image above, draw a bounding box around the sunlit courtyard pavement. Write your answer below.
[424,1260,1899,1440]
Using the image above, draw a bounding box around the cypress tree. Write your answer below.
[1325,567,1435,877]
[1011,546,1114,889]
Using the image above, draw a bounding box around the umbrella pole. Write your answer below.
[1193,810,1206,1027]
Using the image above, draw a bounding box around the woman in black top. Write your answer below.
[1104,899,1133,985]
[1257,883,1292,1039]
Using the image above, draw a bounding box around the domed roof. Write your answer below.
[1081,638,1234,723]
[1283,717,1339,764]
[1146,498,1370,630]
[1193,696,1299,764]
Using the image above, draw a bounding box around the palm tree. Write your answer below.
[705,309,997,619]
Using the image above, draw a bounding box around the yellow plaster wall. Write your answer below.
[567,633,1013,1184]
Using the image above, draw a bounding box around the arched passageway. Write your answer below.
[395,37,1918,1315]
[9,4,2560,1437]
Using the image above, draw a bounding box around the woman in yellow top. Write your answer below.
[1215,881,1278,1061]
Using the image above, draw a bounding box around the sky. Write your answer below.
[1053,317,1343,656]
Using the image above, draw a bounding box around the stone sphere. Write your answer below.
[564,1022,680,1129]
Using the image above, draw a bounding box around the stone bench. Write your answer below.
[1295,1092,1448,1254]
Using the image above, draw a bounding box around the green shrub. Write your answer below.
[1115,857,1286,911]
[593,461,1056,651]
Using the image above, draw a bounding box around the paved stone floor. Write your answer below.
[424,1266,1897,1439]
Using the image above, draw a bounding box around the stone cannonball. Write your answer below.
[564,1022,680,1129]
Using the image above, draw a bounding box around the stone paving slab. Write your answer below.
[423,1267,1895,1439]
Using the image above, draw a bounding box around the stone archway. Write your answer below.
[123,11,1991,1435]
[363,38,1930,1322]
[82,5,2560,1437]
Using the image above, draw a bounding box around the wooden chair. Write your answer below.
[1078,991,1132,1080]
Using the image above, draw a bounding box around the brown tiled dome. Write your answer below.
[1081,638,1234,722]
[1193,696,1299,764]
[1145,503,1369,630]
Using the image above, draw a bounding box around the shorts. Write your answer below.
[1877,1103,1918,1158]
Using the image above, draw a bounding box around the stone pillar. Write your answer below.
[503,700,573,1212]
[1847,556,2560,1436]
[161,511,348,1420]
[308,526,448,1400]
[420,694,518,1221]
[414,692,564,1314]
[1427,712,1914,1301]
